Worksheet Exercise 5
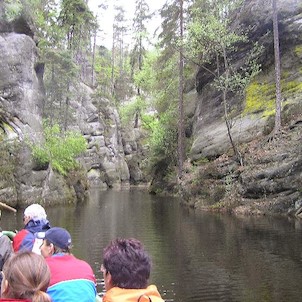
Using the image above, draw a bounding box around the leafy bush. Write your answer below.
[148,111,178,168]
[30,123,87,175]
[3,0,22,22]
[119,96,146,126]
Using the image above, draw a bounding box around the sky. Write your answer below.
[88,0,166,49]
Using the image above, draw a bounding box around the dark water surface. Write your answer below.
[2,188,302,302]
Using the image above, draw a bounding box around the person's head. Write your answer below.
[1,251,51,302]
[102,238,151,291]
[23,204,47,225]
[38,227,72,258]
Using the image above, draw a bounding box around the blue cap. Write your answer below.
[37,227,72,250]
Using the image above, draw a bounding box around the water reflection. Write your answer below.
[1,188,302,302]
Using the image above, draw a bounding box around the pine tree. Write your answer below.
[111,5,129,101]
[130,0,152,127]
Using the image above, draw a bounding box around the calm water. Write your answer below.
[2,188,302,302]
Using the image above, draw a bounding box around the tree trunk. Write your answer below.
[178,0,185,179]
[273,0,282,133]
[91,27,97,87]
[111,27,116,98]
[222,47,243,166]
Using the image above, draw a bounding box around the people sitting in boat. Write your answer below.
[101,238,165,302]
[0,251,51,302]
[0,228,13,292]
[38,227,97,302]
[13,204,51,253]
[0,228,13,271]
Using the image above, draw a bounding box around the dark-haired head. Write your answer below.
[1,251,51,302]
[102,238,151,290]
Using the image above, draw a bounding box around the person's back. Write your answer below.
[101,238,165,302]
[46,254,97,302]
[38,227,97,302]
[0,229,13,293]
[0,230,13,271]
[0,251,51,302]
[13,204,50,253]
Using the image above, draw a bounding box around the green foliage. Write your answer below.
[43,50,79,122]
[130,0,152,76]
[119,96,146,126]
[140,113,157,131]
[30,123,87,176]
[152,53,179,114]
[58,0,97,50]
[148,111,178,165]
[294,45,302,58]
[133,50,159,93]
[0,139,19,184]
[94,47,112,99]
[3,0,22,21]
[186,0,244,62]
[186,0,262,98]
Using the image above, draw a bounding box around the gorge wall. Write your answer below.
[0,8,144,206]
[182,0,302,215]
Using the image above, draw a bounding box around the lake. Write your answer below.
[2,188,302,302]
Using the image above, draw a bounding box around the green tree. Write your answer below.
[186,0,262,165]
[94,46,113,100]
[58,0,96,53]
[129,0,152,127]
[43,50,79,129]
[152,0,191,178]
[130,0,151,82]
[111,5,131,101]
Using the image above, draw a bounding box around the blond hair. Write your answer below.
[2,251,51,302]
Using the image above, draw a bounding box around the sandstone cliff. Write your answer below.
[181,0,302,215]
[0,8,144,206]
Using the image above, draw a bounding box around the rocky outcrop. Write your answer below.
[0,31,85,206]
[68,84,131,189]
[183,0,302,215]
[0,5,145,206]
[190,0,302,160]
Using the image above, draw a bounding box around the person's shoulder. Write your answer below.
[71,255,94,269]
[0,234,10,243]
[105,286,165,302]
[13,229,29,238]
[14,229,35,242]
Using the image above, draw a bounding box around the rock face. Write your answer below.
[190,0,302,160]
[0,31,80,206]
[68,83,131,189]
[184,0,302,214]
[0,8,144,206]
